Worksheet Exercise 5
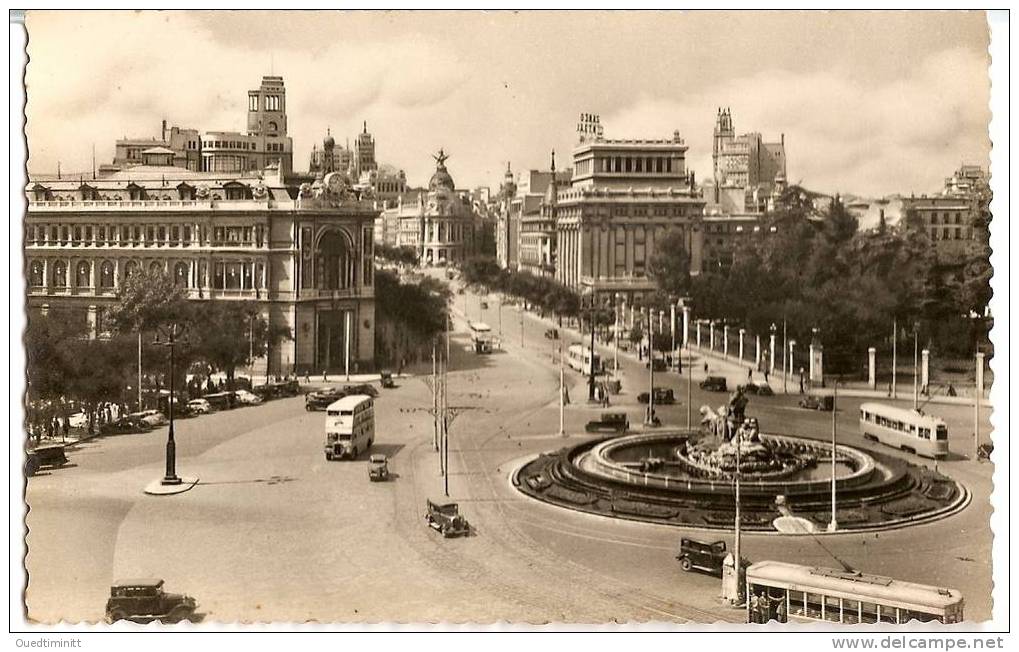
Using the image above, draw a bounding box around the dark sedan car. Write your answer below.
[305,387,345,411]
[638,387,676,404]
[341,383,380,398]
[101,416,153,435]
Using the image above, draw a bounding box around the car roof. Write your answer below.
[369,454,387,462]
[327,394,373,410]
[112,578,164,588]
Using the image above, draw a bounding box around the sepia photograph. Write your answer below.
[9,7,1009,641]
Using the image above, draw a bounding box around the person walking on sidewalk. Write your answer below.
[747,367,753,384]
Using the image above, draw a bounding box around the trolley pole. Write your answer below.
[733,430,742,603]
[913,326,919,410]
[975,351,984,457]
[559,342,566,437]
[432,341,438,452]
[828,381,839,532]
[645,314,655,425]
[782,319,787,394]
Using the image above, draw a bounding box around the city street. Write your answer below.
[25,284,994,624]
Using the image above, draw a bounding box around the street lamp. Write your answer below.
[769,323,777,378]
[153,322,187,486]
[583,292,598,402]
[679,297,692,431]
[789,339,797,392]
[614,293,624,379]
[828,379,839,532]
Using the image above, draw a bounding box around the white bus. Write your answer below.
[469,321,494,354]
[566,344,600,375]
[746,561,964,624]
[859,402,949,459]
[324,394,374,461]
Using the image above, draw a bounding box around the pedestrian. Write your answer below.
[764,368,770,384]
[747,367,753,383]
[62,416,69,440]
[750,593,760,623]
[775,597,787,623]
[323,369,329,382]
[305,369,311,383]
[704,362,709,374]
[799,367,805,394]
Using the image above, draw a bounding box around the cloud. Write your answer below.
[23,11,990,197]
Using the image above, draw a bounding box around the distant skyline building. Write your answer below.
[904,163,990,259]
[708,107,787,214]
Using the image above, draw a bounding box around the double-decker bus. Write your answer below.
[746,561,964,624]
[469,321,494,353]
[324,394,374,461]
[859,402,949,459]
[566,344,600,375]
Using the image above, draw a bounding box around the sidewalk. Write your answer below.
[688,344,990,407]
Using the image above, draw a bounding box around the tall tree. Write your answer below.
[648,228,692,297]
[189,301,290,388]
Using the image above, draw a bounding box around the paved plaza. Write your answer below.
[24,285,994,624]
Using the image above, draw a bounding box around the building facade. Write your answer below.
[903,164,991,259]
[26,165,379,374]
[709,107,786,214]
[554,115,706,304]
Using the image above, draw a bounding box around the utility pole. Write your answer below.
[733,428,742,603]
[782,319,787,394]
[645,312,655,425]
[442,350,449,497]
[913,324,919,411]
[828,381,839,532]
[137,330,143,411]
[432,341,438,452]
[559,341,566,437]
[891,318,897,398]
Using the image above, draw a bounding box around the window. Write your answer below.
[158,226,167,243]
[213,263,225,289]
[149,261,163,275]
[75,261,91,287]
[171,226,180,244]
[174,262,188,287]
[53,261,67,288]
[124,260,138,278]
[100,261,115,289]
[146,226,155,245]
[29,261,44,287]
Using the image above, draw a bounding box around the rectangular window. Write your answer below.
[158,226,167,242]
[183,226,191,246]
[146,226,155,246]
[213,263,225,289]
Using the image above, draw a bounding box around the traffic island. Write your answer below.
[143,476,200,496]
[513,431,968,534]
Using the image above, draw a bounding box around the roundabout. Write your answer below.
[513,427,969,534]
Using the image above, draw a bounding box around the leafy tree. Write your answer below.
[188,301,291,389]
[107,268,192,334]
[376,243,420,267]
[648,228,692,297]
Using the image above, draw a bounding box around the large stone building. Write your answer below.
[378,151,478,265]
[708,107,786,215]
[495,164,571,272]
[102,76,295,178]
[518,153,572,277]
[903,164,991,259]
[309,124,408,208]
[553,114,706,304]
[25,163,379,374]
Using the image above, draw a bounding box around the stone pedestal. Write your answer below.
[709,322,715,351]
[696,322,702,348]
[921,349,930,392]
[868,347,876,389]
[682,306,690,348]
[755,336,761,368]
[723,326,729,357]
[738,329,745,361]
[769,335,777,374]
[810,344,824,384]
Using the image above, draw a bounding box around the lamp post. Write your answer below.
[769,323,777,377]
[781,319,787,394]
[828,380,839,532]
[912,322,920,411]
[153,322,186,486]
[789,340,797,392]
[588,294,597,402]
[891,317,898,399]
[645,309,656,426]
[614,293,624,379]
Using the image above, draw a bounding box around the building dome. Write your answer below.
[428,149,455,192]
[323,128,335,151]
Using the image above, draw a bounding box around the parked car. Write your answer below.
[234,389,263,405]
[645,358,668,372]
[425,499,470,537]
[699,376,728,392]
[25,445,68,476]
[380,371,395,389]
[638,387,676,405]
[105,578,197,624]
[798,394,834,411]
[101,416,153,435]
[187,399,212,415]
[68,412,89,429]
[676,537,728,576]
[368,454,390,481]
[584,412,630,434]
[131,410,168,427]
[342,383,379,398]
[544,328,560,340]
[305,387,344,411]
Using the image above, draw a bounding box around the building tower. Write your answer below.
[354,121,377,179]
[247,75,288,137]
[712,107,734,181]
[323,128,336,174]
[500,161,517,201]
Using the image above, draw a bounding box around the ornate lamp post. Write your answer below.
[153,322,187,486]
[614,293,624,379]
[769,322,778,377]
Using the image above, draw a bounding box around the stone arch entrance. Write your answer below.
[315,229,355,291]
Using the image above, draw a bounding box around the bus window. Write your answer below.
[822,595,841,622]
[842,599,861,624]
[861,601,880,624]
[902,610,939,623]
[936,426,948,440]
[804,592,823,619]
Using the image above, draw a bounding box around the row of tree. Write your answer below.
[460,257,582,319]
[375,243,420,267]
[373,268,451,368]
[647,189,992,373]
[25,269,291,427]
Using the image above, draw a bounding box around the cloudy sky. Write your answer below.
[24,10,990,197]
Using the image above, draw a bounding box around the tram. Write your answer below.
[859,402,949,459]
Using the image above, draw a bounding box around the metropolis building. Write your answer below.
[25,77,379,375]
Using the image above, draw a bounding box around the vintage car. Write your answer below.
[380,371,396,389]
[645,358,668,372]
[25,445,68,477]
[101,416,154,435]
[741,382,774,397]
[187,398,213,415]
[584,412,630,434]
[425,499,470,537]
[131,410,169,427]
[105,578,197,624]
[233,389,263,406]
[638,387,676,405]
[699,376,729,392]
[368,454,390,481]
[342,383,380,399]
[544,328,560,340]
[799,394,834,411]
[676,537,728,576]
[305,387,345,411]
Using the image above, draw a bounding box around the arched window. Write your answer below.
[29,261,44,287]
[316,230,352,290]
[149,261,164,275]
[53,261,67,288]
[174,262,189,287]
[100,261,115,289]
[124,260,139,278]
[76,261,91,287]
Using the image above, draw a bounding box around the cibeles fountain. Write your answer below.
[514,399,968,533]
